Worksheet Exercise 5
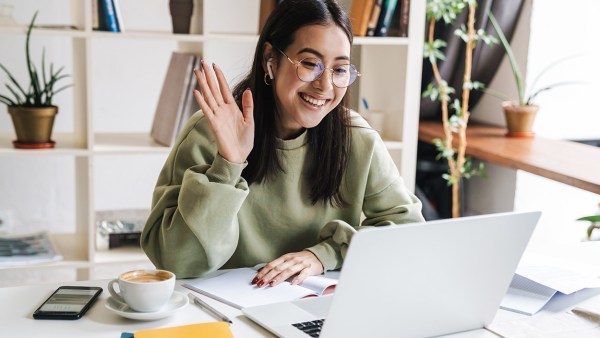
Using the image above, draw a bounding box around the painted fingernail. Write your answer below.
[269,281,275,287]
[251,277,258,285]
[257,280,265,287]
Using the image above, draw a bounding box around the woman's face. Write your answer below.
[271,23,351,140]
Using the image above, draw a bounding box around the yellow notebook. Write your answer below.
[135,322,233,338]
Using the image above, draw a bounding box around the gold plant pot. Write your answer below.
[8,106,58,148]
[502,101,539,138]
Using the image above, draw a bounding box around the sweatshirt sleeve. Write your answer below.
[359,124,425,227]
[306,117,425,271]
[305,220,357,272]
[141,113,249,278]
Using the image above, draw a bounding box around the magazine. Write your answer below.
[0,231,62,266]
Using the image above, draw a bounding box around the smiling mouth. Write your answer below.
[300,93,327,107]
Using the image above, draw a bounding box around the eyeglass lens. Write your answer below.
[297,58,358,88]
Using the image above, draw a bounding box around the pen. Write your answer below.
[188,292,233,324]
[572,307,600,322]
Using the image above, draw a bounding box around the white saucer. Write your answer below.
[104,290,189,321]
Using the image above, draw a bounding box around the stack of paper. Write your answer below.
[500,264,600,315]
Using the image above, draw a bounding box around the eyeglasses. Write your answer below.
[275,47,360,88]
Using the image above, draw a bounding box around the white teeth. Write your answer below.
[301,94,326,106]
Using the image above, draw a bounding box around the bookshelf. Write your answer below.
[0,0,425,283]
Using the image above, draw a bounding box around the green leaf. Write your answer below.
[526,81,584,105]
[0,93,16,106]
[25,12,42,101]
[488,12,525,105]
[0,63,28,100]
[577,215,600,223]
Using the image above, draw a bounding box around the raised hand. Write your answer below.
[193,61,254,164]
[252,251,325,287]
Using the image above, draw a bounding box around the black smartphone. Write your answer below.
[33,286,103,320]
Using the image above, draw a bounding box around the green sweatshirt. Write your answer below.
[141,110,424,278]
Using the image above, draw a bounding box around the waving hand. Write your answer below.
[193,61,254,164]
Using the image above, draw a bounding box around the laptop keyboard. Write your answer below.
[292,319,325,337]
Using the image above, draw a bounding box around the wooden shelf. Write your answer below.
[419,121,600,195]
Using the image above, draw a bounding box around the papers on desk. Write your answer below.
[500,264,600,315]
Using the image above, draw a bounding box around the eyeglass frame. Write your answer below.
[273,46,361,88]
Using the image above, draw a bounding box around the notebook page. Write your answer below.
[183,268,321,309]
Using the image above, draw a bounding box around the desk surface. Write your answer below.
[0,279,501,338]
[3,246,600,338]
[418,121,600,195]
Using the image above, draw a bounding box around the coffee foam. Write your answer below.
[121,270,172,283]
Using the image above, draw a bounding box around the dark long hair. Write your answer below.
[232,0,353,207]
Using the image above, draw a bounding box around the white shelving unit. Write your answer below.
[0,0,424,283]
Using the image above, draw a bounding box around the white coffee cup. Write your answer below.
[108,269,175,312]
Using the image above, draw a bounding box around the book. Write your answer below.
[97,0,119,32]
[92,0,99,30]
[374,0,398,37]
[366,0,383,36]
[133,322,233,338]
[112,0,124,32]
[150,52,198,147]
[176,57,201,136]
[183,267,339,309]
[398,0,410,37]
[349,0,376,37]
[258,0,277,34]
[0,231,62,266]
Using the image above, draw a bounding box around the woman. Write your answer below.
[141,0,424,286]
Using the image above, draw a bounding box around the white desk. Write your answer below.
[0,278,503,338]
[3,246,600,338]
[0,280,274,338]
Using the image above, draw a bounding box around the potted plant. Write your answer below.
[0,12,72,149]
[486,13,578,137]
[422,0,494,218]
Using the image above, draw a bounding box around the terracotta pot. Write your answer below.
[8,106,58,149]
[502,101,539,138]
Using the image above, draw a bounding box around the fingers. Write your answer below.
[193,88,214,120]
[252,251,323,288]
[202,61,225,105]
[241,89,254,123]
[194,67,219,117]
[213,63,235,104]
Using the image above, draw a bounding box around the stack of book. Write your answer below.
[349,0,410,37]
[95,209,149,250]
[150,52,201,147]
[0,231,62,266]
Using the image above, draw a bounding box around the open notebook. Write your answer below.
[183,267,339,309]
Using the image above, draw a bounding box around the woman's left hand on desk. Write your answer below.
[252,251,324,287]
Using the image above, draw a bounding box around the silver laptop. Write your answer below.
[243,211,540,338]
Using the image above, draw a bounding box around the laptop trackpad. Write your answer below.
[293,294,333,318]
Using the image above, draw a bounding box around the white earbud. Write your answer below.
[267,59,274,80]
